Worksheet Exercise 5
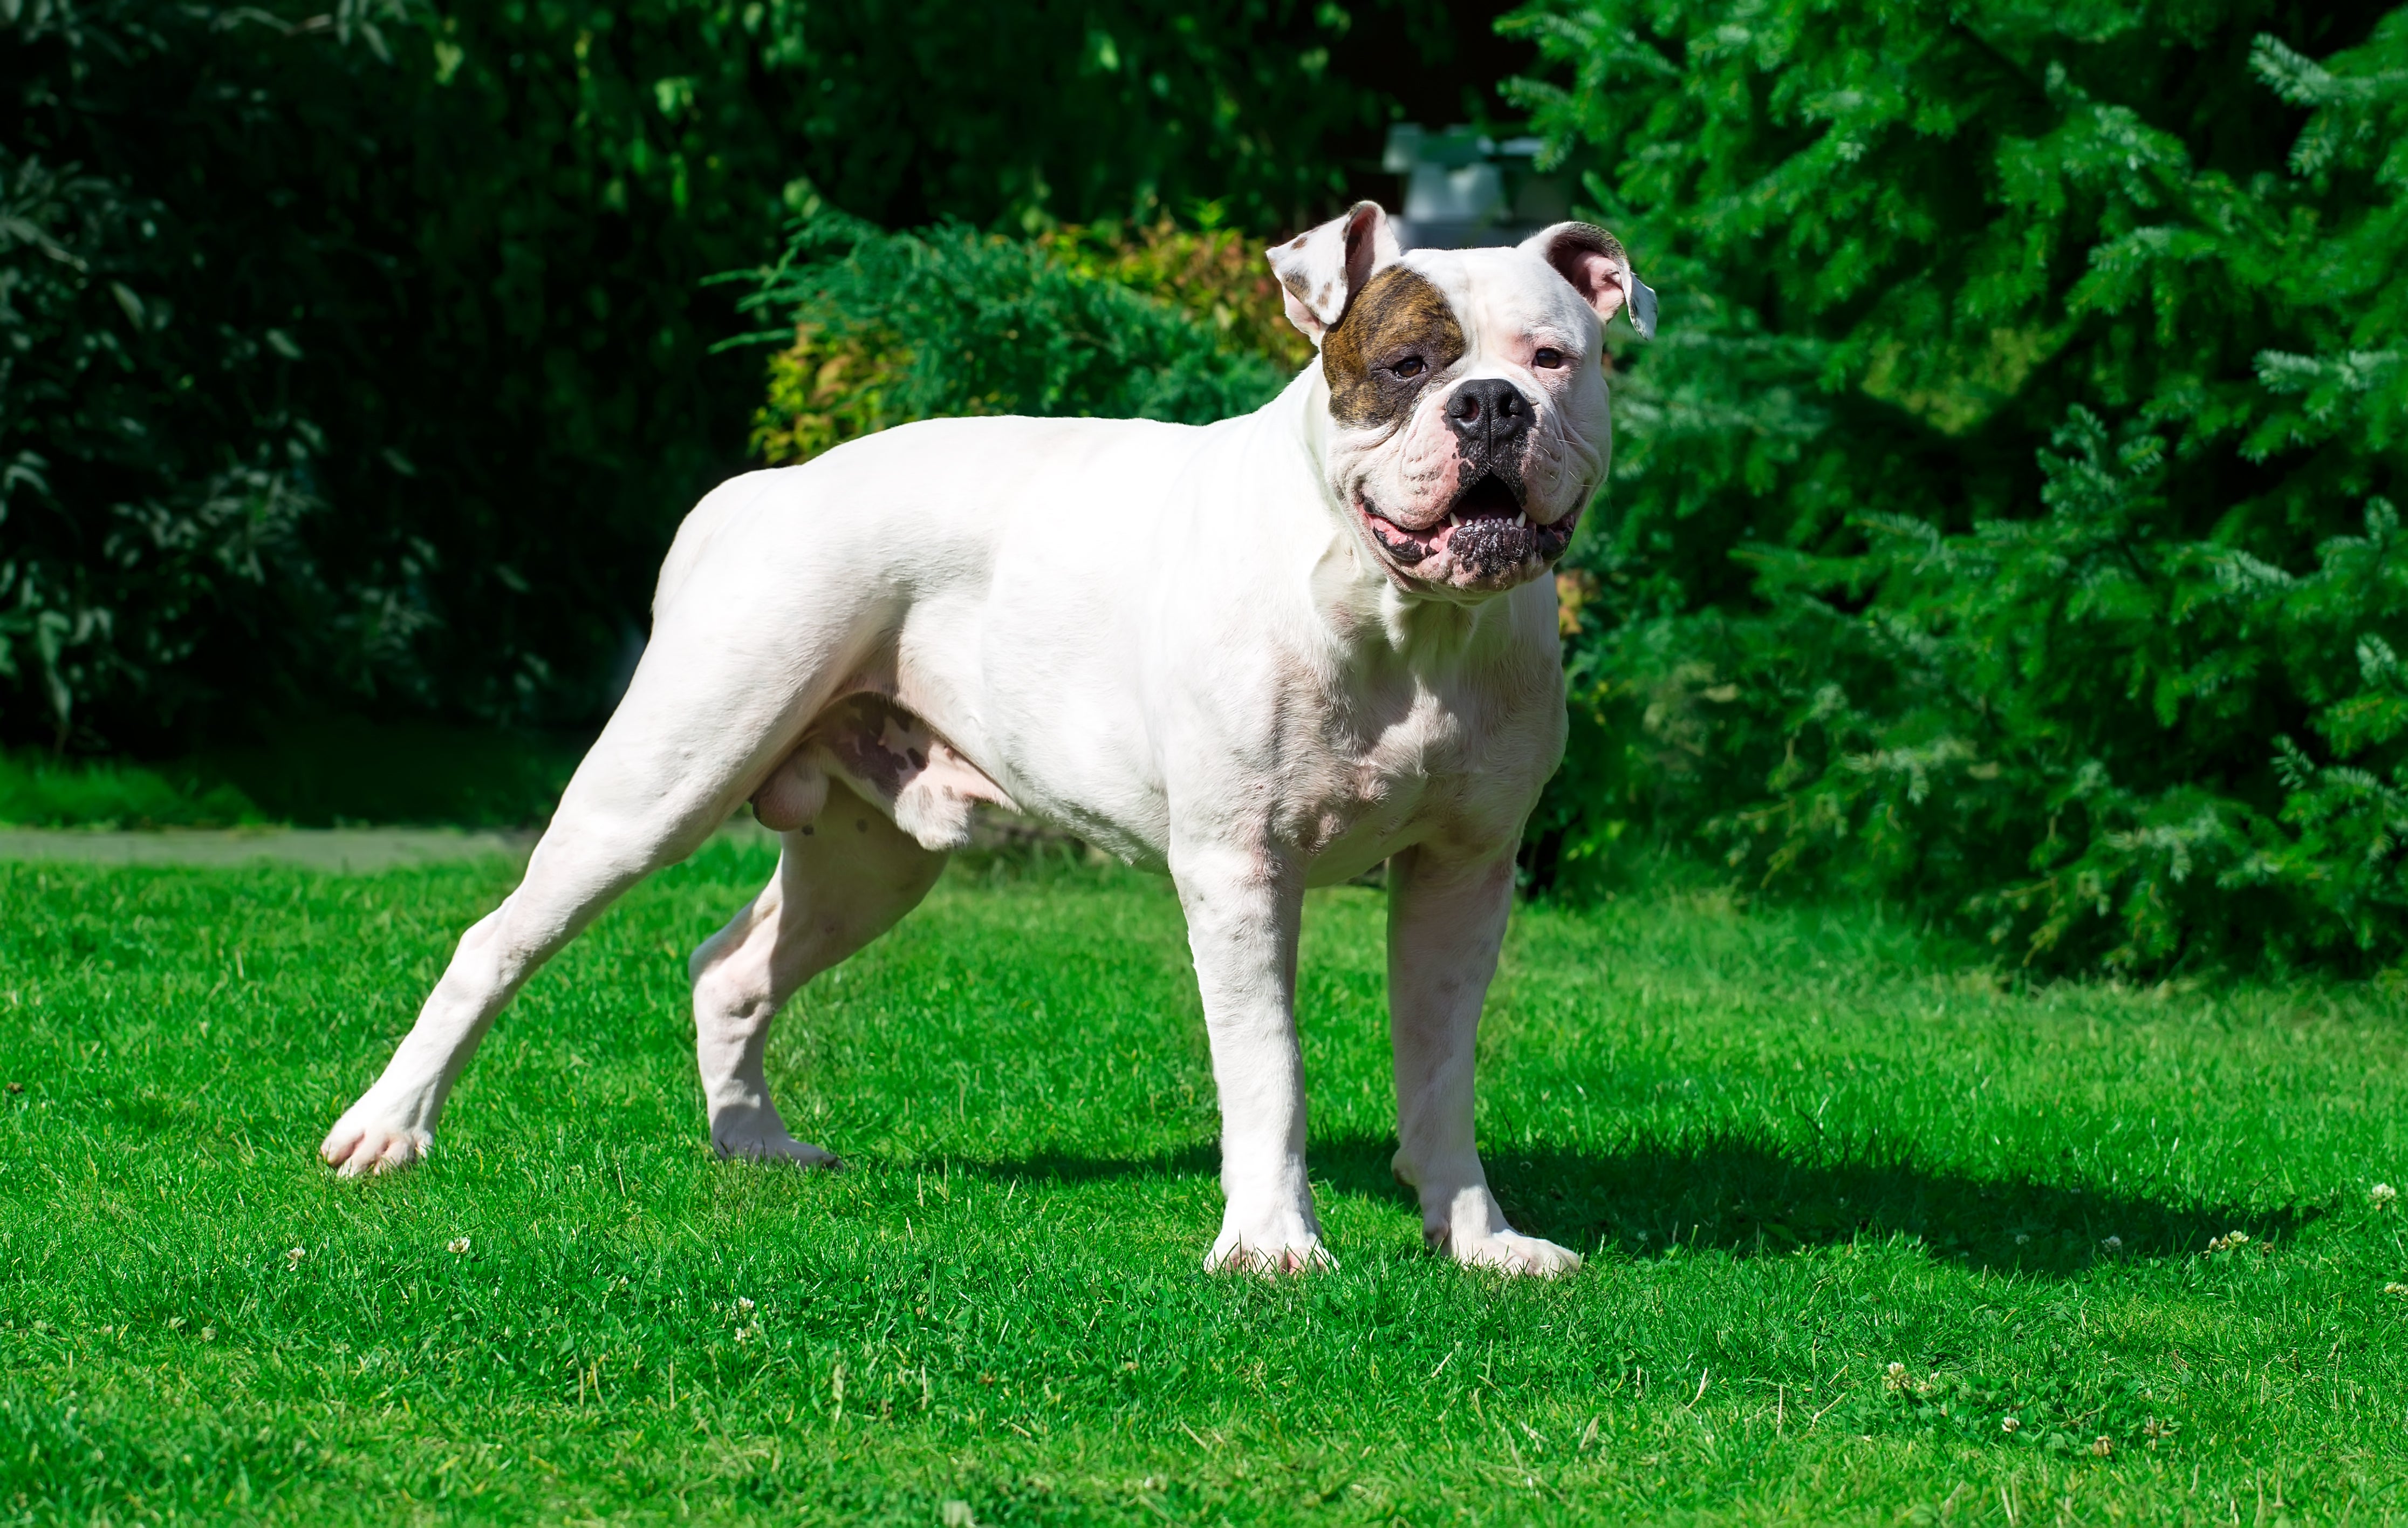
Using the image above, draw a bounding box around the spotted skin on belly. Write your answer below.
[750,693,1017,852]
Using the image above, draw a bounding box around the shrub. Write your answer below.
[1513,0,2408,971]
[736,209,1295,467]
[1037,219,1317,376]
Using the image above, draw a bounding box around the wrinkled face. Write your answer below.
[1321,249,1611,597]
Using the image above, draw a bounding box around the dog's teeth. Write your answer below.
[1446,511,1461,528]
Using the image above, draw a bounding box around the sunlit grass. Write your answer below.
[4,845,2406,1523]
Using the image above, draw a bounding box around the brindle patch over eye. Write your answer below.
[1321,266,1465,431]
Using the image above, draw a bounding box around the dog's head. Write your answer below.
[1268,201,1654,598]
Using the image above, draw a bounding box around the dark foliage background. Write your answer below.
[0,0,1513,751]
[11,0,2407,973]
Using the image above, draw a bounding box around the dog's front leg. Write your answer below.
[1387,843,1581,1275]
[1173,842,1328,1273]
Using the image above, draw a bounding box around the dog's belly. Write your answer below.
[767,705,1483,882]
[750,692,1018,851]
[752,683,1496,880]
[750,684,1173,864]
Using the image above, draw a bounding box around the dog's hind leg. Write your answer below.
[320,583,865,1176]
[688,778,947,1163]
[319,763,738,1176]
[320,812,708,1175]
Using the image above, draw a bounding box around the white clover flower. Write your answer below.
[285,1246,306,1267]
[2372,1183,2397,1207]
[2001,1416,2021,1434]
[447,1237,470,1255]
[2102,1236,2124,1252]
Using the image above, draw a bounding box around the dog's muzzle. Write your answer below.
[1362,470,1578,581]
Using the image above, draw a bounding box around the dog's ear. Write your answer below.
[1265,201,1401,346]
[1522,221,1657,339]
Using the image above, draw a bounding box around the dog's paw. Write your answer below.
[712,1123,841,1169]
[1205,1231,1336,1275]
[1440,1227,1582,1278]
[320,1112,432,1178]
[709,1100,840,1168]
[1206,1200,1334,1275]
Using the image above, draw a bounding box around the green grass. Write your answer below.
[5,846,2408,1524]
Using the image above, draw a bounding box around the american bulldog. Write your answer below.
[321,201,1656,1276]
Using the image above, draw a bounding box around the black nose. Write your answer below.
[1445,378,1531,452]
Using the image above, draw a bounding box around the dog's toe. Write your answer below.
[321,1115,430,1177]
[1205,1226,1335,1277]
[713,1129,840,1169]
[1448,1229,1582,1278]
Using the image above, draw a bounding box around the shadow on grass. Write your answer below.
[929,1133,2316,1279]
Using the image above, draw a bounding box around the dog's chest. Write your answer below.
[1275,666,1551,877]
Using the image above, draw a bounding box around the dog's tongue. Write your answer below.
[1455,474,1521,521]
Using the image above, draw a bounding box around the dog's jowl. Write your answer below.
[320,200,1655,1277]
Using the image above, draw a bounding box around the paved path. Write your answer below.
[0,819,788,872]
[0,827,541,872]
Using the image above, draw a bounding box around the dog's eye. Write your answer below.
[1391,356,1427,380]
[1533,347,1566,369]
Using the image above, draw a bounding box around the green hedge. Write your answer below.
[1513,0,2407,971]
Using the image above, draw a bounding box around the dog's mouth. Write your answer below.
[1452,472,1524,523]
[1358,472,1577,583]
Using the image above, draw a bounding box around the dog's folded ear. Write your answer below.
[1522,222,1658,339]
[1265,201,1401,347]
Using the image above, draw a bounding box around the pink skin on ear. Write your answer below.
[1522,222,1651,336]
[1552,248,1630,325]
[1281,284,1322,340]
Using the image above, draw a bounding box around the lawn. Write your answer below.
[4,842,2407,1524]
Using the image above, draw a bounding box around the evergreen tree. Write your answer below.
[1512,0,2408,970]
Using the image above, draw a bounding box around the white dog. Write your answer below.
[322,201,1654,1276]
